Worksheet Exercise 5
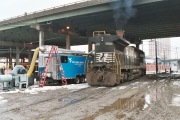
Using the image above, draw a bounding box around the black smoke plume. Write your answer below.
[111,0,136,29]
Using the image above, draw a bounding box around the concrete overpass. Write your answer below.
[0,0,180,66]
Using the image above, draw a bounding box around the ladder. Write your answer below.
[39,46,67,87]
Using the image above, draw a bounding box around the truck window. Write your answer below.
[61,56,68,63]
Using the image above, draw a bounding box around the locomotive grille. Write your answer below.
[95,52,114,63]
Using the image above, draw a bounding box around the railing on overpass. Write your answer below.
[0,0,91,22]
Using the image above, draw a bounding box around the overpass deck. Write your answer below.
[0,0,180,59]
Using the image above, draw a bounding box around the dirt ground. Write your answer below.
[0,75,180,120]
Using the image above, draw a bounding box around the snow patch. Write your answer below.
[143,94,151,110]
[159,79,166,82]
[0,95,7,104]
[0,99,8,104]
[96,87,106,89]
[0,83,90,94]
[172,81,180,87]
[131,82,140,86]
[112,86,127,90]
[171,95,180,106]
[142,82,148,85]
[0,96,4,100]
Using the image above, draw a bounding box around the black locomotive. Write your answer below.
[86,33,146,86]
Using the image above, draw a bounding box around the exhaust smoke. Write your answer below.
[111,0,137,29]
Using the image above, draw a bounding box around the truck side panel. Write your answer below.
[60,55,86,79]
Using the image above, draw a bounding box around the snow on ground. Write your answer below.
[172,81,180,87]
[0,96,4,100]
[112,86,127,90]
[0,95,7,104]
[170,94,180,106]
[130,82,140,86]
[142,94,151,110]
[0,83,90,95]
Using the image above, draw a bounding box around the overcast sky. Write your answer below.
[0,0,79,20]
[0,0,180,58]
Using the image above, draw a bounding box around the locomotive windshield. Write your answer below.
[95,41,114,52]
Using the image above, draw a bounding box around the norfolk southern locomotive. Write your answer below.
[86,32,146,86]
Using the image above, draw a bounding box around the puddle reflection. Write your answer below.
[143,94,150,110]
[84,96,145,120]
[84,80,172,120]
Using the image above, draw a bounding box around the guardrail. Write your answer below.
[0,0,91,22]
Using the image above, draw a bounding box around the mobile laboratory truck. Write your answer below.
[38,45,93,84]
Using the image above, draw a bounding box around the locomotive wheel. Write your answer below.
[74,76,80,84]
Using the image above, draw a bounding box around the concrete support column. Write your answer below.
[9,48,12,69]
[39,31,44,47]
[16,46,20,65]
[66,35,70,50]
[177,61,180,71]
[28,49,32,64]
[22,58,25,63]
[21,58,25,63]
[88,41,92,52]
[6,57,8,69]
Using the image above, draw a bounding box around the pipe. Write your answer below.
[0,75,13,82]
[27,47,39,78]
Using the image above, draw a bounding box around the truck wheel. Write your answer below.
[80,76,85,83]
[74,76,80,84]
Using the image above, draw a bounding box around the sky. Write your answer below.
[0,0,180,59]
[0,0,80,20]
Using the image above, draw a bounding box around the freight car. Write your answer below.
[86,33,146,86]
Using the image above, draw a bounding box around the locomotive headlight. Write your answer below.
[101,37,104,42]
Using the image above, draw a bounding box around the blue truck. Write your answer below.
[38,45,93,84]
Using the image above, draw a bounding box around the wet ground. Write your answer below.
[0,75,180,120]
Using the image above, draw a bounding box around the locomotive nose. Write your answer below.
[96,72,104,81]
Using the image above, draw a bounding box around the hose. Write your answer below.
[27,47,40,78]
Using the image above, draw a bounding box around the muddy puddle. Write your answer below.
[84,95,145,120]
[83,79,178,120]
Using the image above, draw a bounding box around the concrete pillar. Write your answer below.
[16,46,20,65]
[23,58,25,63]
[88,41,92,52]
[28,49,32,64]
[9,48,12,69]
[66,35,70,50]
[39,31,44,47]
[21,58,25,63]
[177,60,180,71]
[6,57,8,69]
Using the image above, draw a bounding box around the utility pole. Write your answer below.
[164,50,165,65]
[176,47,178,59]
[164,50,166,73]
[155,39,158,74]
